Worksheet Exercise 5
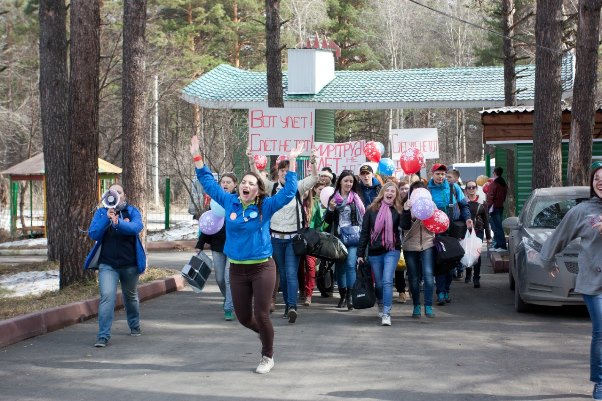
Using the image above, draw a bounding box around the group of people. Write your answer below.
[180,136,517,373]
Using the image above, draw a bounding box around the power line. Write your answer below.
[405,0,565,55]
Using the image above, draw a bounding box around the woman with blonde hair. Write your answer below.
[357,182,403,326]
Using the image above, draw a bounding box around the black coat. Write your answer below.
[357,206,402,257]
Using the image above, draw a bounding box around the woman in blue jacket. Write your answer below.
[190,135,301,375]
[84,184,146,348]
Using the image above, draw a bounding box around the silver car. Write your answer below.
[503,186,589,312]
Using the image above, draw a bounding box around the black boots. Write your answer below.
[337,288,347,308]
[465,268,473,284]
[346,289,354,311]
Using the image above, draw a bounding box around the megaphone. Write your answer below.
[101,189,120,209]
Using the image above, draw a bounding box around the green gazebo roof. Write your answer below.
[181,53,574,110]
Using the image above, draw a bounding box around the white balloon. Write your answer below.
[209,199,225,217]
[320,186,335,208]
[410,188,432,202]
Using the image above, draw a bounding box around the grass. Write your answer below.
[0,262,180,320]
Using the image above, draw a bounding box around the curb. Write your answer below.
[0,274,186,349]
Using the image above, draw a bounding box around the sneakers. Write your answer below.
[444,292,451,303]
[288,307,298,324]
[94,338,108,347]
[437,293,446,306]
[281,306,289,319]
[224,310,234,321]
[377,304,384,318]
[381,314,391,326]
[397,292,407,303]
[424,305,435,318]
[412,305,421,318]
[255,356,275,374]
[304,297,311,306]
[594,383,602,401]
[130,327,141,337]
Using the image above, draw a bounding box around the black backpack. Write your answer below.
[433,235,465,275]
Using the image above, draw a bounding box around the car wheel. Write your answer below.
[508,265,515,291]
[514,283,532,313]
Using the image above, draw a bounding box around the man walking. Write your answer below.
[486,167,508,251]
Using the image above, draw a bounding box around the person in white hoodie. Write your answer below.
[247,149,318,323]
[540,164,602,401]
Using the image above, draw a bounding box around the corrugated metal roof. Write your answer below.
[1,153,122,176]
[181,52,574,110]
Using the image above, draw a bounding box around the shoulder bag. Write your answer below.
[447,184,467,239]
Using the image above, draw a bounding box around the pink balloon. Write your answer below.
[423,209,449,234]
[410,188,432,202]
[411,198,435,220]
[198,210,225,235]
[399,147,424,174]
[276,155,288,164]
[320,186,335,208]
[254,154,267,170]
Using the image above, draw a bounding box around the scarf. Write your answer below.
[371,200,395,250]
[333,190,366,216]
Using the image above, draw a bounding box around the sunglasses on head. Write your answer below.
[466,186,477,190]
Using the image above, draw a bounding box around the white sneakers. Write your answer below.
[381,314,392,326]
[377,304,384,318]
[255,356,274,374]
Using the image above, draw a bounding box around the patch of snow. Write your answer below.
[147,220,198,242]
[0,270,59,298]
[0,238,47,248]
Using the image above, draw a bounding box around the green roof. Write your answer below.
[181,53,574,110]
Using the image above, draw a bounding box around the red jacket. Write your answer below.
[486,177,508,209]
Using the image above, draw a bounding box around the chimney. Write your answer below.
[287,34,339,95]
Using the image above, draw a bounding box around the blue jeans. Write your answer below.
[271,237,301,308]
[489,208,507,249]
[97,263,140,340]
[435,270,453,295]
[583,294,602,383]
[404,248,435,307]
[335,246,357,289]
[211,251,233,312]
[369,250,400,315]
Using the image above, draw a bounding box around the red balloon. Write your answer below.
[483,180,493,193]
[399,147,424,174]
[276,155,288,164]
[423,209,450,234]
[254,154,268,170]
[364,141,381,162]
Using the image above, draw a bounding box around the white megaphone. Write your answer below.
[101,189,121,209]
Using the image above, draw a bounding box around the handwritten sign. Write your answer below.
[311,140,367,175]
[248,107,315,156]
[390,128,439,160]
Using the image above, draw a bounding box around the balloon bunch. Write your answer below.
[409,188,449,233]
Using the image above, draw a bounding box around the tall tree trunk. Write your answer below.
[568,0,602,186]
[266,0,284,107]
[39,0,68,262]
[532,1,564,189]
[62,0,100,288]
[233,0,240,68]
[122,0,147,244]
[502,0,517,106]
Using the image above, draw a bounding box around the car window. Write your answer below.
[528,198,587,228]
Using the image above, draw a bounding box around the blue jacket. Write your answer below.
[196,166,297,261]
[427,179,471,222]
[84,204,147,273]
[359,177,382,206]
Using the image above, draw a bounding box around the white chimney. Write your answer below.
[287,36,338,95]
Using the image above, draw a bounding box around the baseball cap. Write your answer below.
[359,165,373,174]
[431,163,447,173]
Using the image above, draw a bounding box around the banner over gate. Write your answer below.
[248,107,315,156]
[390,128,439,160]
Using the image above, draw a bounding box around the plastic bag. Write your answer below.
[460,230,483,268]
[396,252,406,271]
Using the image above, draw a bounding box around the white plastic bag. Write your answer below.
[460,230,483,267]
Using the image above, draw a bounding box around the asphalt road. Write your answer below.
[0,263,592,401]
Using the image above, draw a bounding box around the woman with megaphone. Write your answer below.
[84,183,146,348]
